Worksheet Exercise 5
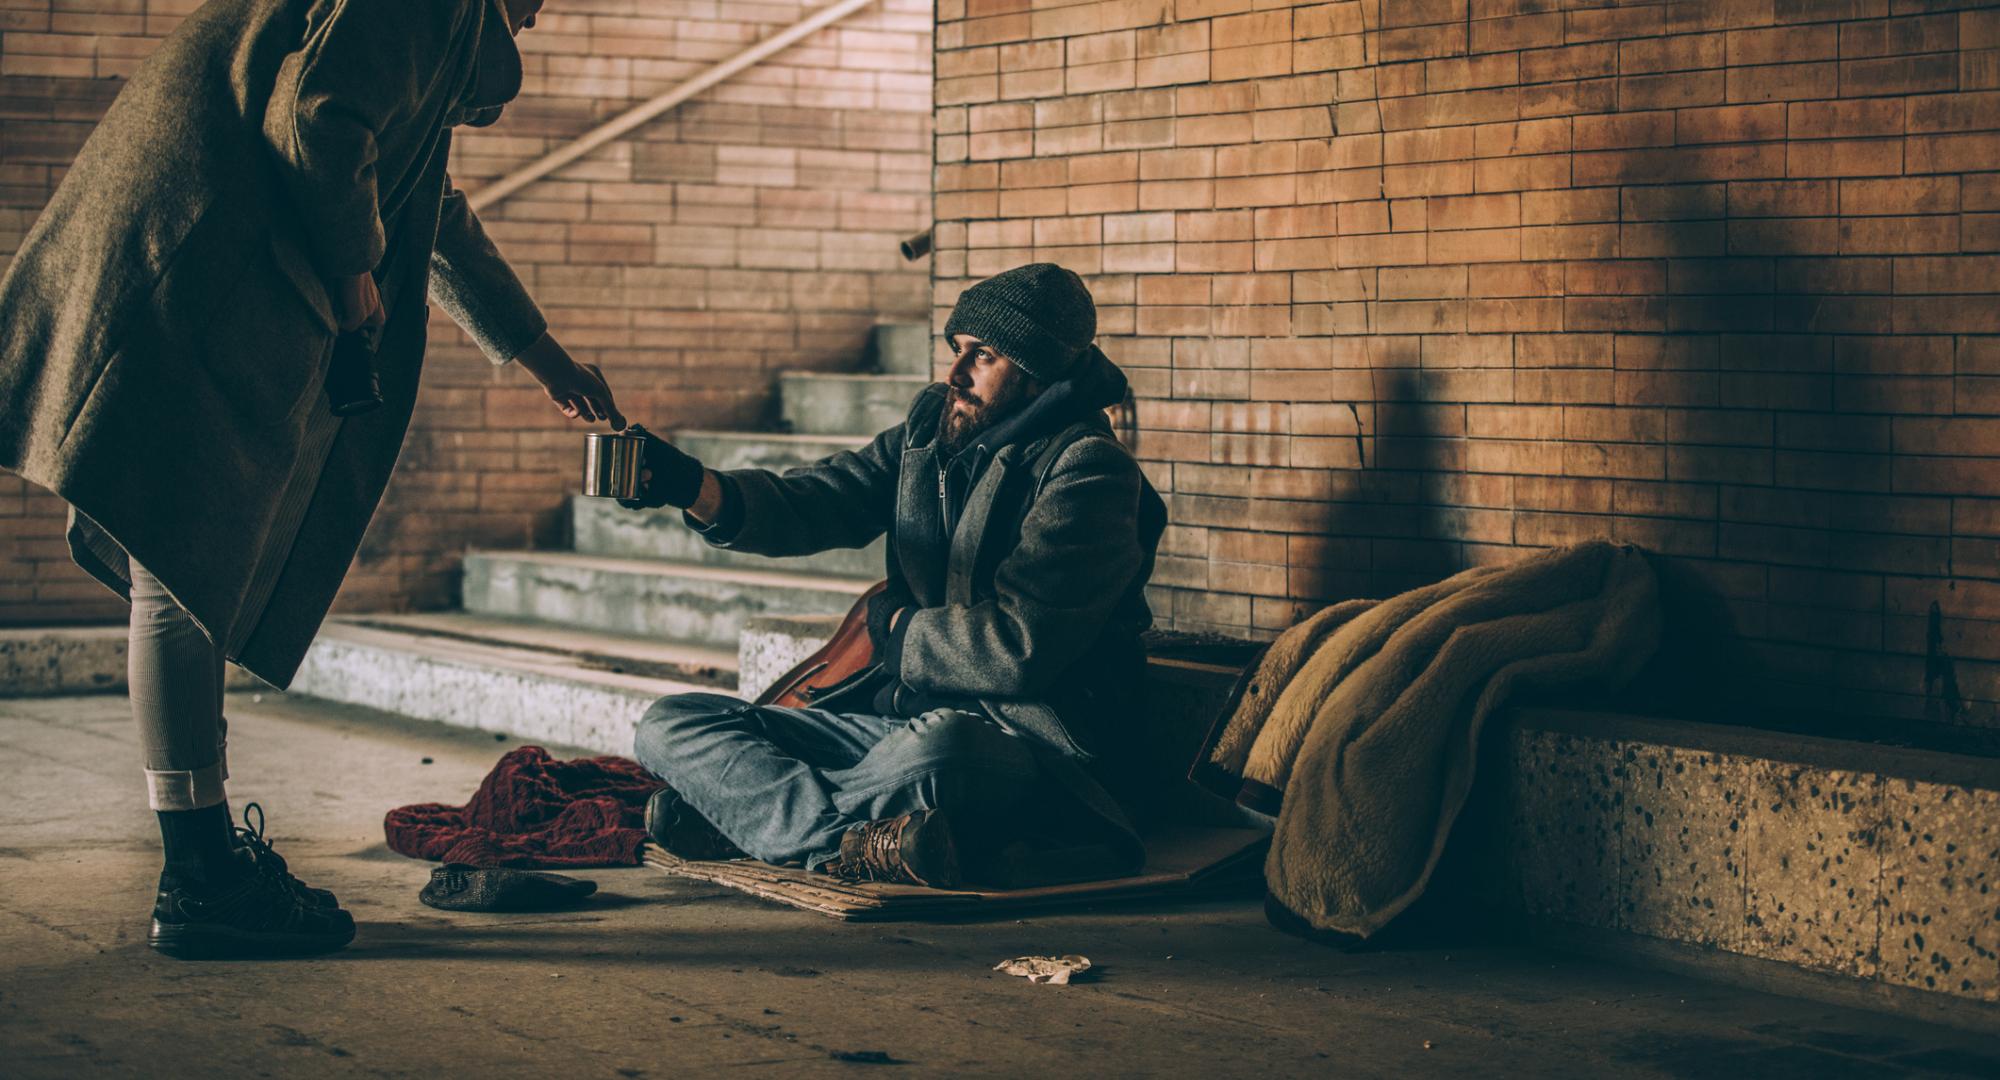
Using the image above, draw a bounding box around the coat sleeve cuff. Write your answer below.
[684,472,745,544]
[429,188,548,364]
[430,254,548,364]
[878,610,912,678]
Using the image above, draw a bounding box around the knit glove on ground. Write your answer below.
[419,864,599,913]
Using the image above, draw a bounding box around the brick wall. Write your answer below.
[932,0,2000,728]
[0,0,934,622]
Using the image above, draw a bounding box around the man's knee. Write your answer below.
[901,709,1001,756]
[894,710,1037,807]
[632,691,748,773]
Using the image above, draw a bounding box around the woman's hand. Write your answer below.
[335,273,386,333]
[513,332,625,429]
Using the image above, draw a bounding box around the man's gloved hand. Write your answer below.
[865,584,915,655]
[616,426,706,510]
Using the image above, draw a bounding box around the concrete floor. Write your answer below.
[1,694,1995,1079]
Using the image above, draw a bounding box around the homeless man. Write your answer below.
[0,0,622,958]
[622,264,1167,888]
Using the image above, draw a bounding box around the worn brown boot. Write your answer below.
[643,786,744,862]
[822,809,961,888]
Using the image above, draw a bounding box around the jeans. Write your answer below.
[632,692,1042,868]
[127,561,229,811]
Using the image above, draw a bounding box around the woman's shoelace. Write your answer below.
[233,802,317,902]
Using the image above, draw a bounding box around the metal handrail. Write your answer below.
[468,0,878,212]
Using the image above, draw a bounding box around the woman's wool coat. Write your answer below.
[0,0,547,686]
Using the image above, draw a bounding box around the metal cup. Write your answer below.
[583,427,647,499]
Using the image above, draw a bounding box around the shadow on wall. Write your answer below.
[1301,131,1989,736]
[1352,366,1463,597]
[1283,366,1464,618]
[1620,142,1975,734]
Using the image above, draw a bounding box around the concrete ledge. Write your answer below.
[1489,709,2000,1012]
[1517,708,2000,792]
[462,551,869,649]
[1,626,262,697]
[738,613,840,701]
[290,620,716,755]
[333,612,737,684]
[0,626,128,696]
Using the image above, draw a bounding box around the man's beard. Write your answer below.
[937,372,1035,457]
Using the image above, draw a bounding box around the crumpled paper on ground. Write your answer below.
[993,955,1093,985]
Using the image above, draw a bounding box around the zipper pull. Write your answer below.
[937,467,950,536]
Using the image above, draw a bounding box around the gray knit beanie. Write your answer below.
[942,263,1097,383]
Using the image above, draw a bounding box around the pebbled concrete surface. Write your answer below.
[1,692,1996,1078]
[1500,728,2000,1005]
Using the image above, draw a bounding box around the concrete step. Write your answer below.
[779,372,928,436]
[563,423,893,636]
[737,613,842,701]
[462,550,871,649]
[328,612,738,683]
[289,615,728,755]
[570,495,886,580]
[866,321,933,377]
[671,430,868,473]
[610,431,884,577]
[1,625,134,696]
[0,625,264,696]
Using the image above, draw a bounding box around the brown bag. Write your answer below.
[756,580,888,709]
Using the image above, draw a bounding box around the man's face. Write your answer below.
[505,0,546,34]
[940,333,1040,455]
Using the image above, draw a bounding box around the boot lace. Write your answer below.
[825,820,901,883]
[233,802,318,905]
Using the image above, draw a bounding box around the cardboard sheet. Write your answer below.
[643,825,1270,921]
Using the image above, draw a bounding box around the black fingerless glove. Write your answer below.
[864,583,916,655]
[616,425,706,510]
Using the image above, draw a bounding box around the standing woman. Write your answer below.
[0,0,619,958]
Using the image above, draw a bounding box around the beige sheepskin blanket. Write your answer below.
[1208,541,1660,938]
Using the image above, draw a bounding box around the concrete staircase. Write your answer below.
[289,321,934,742]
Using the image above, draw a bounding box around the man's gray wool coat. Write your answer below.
[0,0,547,687]
[704,382,1166,765]
[694,377,1168,865]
